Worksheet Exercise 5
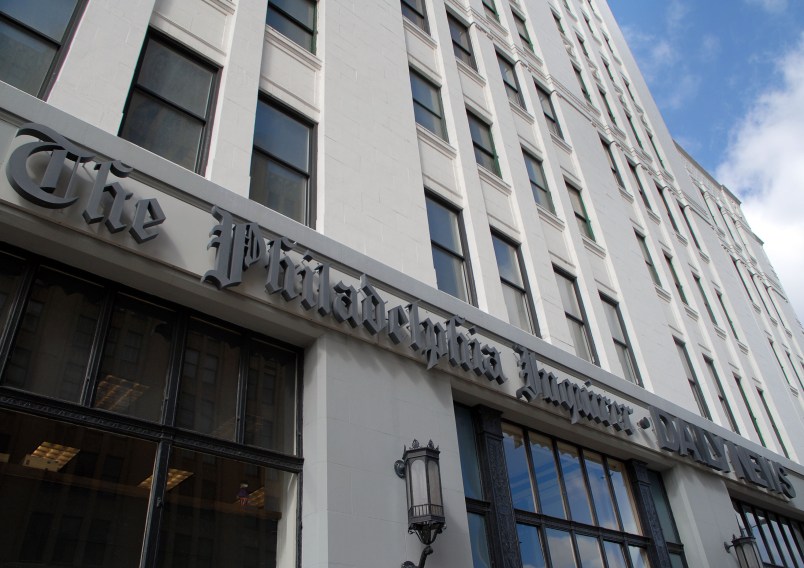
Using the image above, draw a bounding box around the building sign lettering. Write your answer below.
[6,124,166,243]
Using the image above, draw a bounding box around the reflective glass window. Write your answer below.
[426,196,471,302]
[546,528,577,568]
[468,513,492,568]
[557,442,593,525]
[524,151,555,213]
[518,524,546,568]
[410,69,448,139]
[502,423,535,511]
[448,14,475,68]
[529,432,565,518]
[401,0,428,32]
[267,0,316,51]
[467,111,500,175]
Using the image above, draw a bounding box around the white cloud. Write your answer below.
[745,0,788,14]
[662,73,701,110]
[700,34,721,61]
[716,33,804,322]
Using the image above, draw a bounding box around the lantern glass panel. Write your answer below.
[428,459,442,507]
[410,457,427,506]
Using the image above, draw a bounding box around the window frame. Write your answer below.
[491,231,538,335]
[536,83,564,139]
[756,388,790,459]
[401,0,429,33]
[635,232,661,287]
[512,10,534,52]
[554,267,597,364]
[523,150,555,213]
[674,339,712,420]
[600,294,641,386]
[693,275,717,326]
[467,110,501,176]
[627,162,652,211]
[249,95,316,227]
[497,51,525,107]
[425,192,476,305]
[266,0,317,52]
[409,67,448,140]
[656,183,680,232]
[119,30,220,175]
[664,254,688,305]
[566,180,595,241]
[702,356,739,432]
[447,12,476,69]
[602,139,625,189]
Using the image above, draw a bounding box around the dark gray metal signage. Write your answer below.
[6,124,166,243]
[203,206,636,435]
[648,406,795,498]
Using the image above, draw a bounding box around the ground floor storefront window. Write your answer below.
[733,499,804,567]
[0,244,301,567]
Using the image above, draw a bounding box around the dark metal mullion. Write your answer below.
[140,438,172,568]
[552,438,574,524]
[0,260,37,380]
[235,340,250,444]
[270,3,314,35]
[520,430,541,514]
[254,145,311,180]
[431,239,465,263]
[161,313,188,427]
[412,99,444,125]
[81,286,116,407]
[0,12,62,48]
[577,448,601,529]
[602,455,627,534]
[133,84,209,123]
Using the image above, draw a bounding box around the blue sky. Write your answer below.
[608,0,804,322]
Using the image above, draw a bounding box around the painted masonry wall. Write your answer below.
[1,0,804,566]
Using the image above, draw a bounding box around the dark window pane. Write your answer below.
[250,152,308,223]
[468,513,492,568]
[94,295,175,422]
[401,0,427,30]
[454,405,482,499]
[557,442,593,525]
[556,273,582,319]
[119,91,204,170]
[0,251,25,331]
[529,432,564,518]
[157,447,292,568]
[410,70,447,139]
[448,14,475,68]
[270,0,315,28]
[567,318,593,361]
[669,553,686,568]
[546,528,577,568]
[426,198,462,254]
[0,19,56,95]
[648,470,678,541]
[585,452,618,529]
[4,267,103,403]
[267,4,314,51]
[431,246,468,301]
[608,460,640,534]
[245,340,297,453]
[138,39,213,117]
[576,534,605,568]
[492,236,522,286]
[1,0,78,41]
[518,524,546,568]
[743,506,772,564]
[629,546,650,568]
[604,541,629,568]
[0,409,155,568]
[253,100,311,172]
[502,423,535,511]
[502,283,532,332]
[177,321,241,439]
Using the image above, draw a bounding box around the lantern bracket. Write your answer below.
[401,545,432,568]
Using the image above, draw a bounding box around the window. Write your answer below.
[576,33,590,58]
[409,68,448,139]
[786,350,804,390]
[693,276,717,325]
[0,0,84,97]
[401,0,428,32]
[656,184,679,232]
[716,291,739,340]
[649,470,688,564]
[0,247,301,568]
[523,151,555,213]
[249,98,314,225]
[497,52,524,107]
[492,233,536,334]
[448,13,475,69]
[681,206,702,250]
[574,66,593,105]
[566,182,594,240]
[674,339,711,419]
[703,356,738,432]
[628,162,651,210]
[734,374,765,446]
[513,11,534,52]
[603,59,615,81]
[625,112,644,150]
[536,84,563,139]
[552,12,567,37]
[602,140,625,189]
[757,389,790,458]
[648,131,666,169]
[426,194,472,303]
[601,295,641,384]
[769,339,792,387]
[733,500,804,568]
[267,0,316,52]
[635,232,661,287]
[119,34,218,173]
[482,0,498,20]
[467,111,500,175]
[599,86,617,124]
[555,269,595,362]
[664,254,687,305]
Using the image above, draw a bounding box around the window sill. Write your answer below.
[551,133,573,154]
[510,101,535,123]
[752,301,762,314]
[416,124,457,159]
[582,236,606,259]
[403,17,437,49]
[264,27,322,72]
[518,46,544,70]
[477,164,511,193]
[683,304,699,321]
[205,0,236,14]
[697,249,710,264]
[655,285,672,303]
[737,340,749,355]
[789,385,799,397]
[607,123,627,143]
[456,59,486,87]
[646,209,661,225]
[537,205,566,230]
[713,324,727,340]
[618,186,634,203]
[674,232,688,247]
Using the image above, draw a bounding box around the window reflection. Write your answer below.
[557,442,593,525]
[502,423,535,512]
[529,432,565,519]
[546,528,577,568]
[468,513,492,568]
[518,524,546,568]
[576,534,605,568]
[584,452,618,530]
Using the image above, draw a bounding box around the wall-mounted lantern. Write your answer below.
[724,533,762,568]
[394,439,446,568]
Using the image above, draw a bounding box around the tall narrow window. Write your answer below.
[716,292,739,340]
[757,388,789,458]
[0,0,84,97]
[664,254,688,305]
[635,232,661,287]
[785,350,804,390]
[120,34,218,173]
[482,0,498,20]
[681,205,702,250]
[467,111,500,175]
[552,12,566,37]
[567,182,594,240]
[537,84,563,139]
[267,0,316,52]
[625,112,644,149]
[656,184,679,232]
[250,98,314,225]
[555,269,595,362]
[703,357,738,432]
[602,140,625,189]
[497,52,524,106]
[513,11,534,52]
[734,374,765,446]
[627,162,651,210]
[426,194,472,303]
[523,151,555,213]
[448,13,475,69]
[674,339,711,419]
[647,132,666,169]
[768,339,791,387]
[601,295,640,385]
[409,68,448,139]
[574,66,593,105]
[576,33,590,58]
[492,233,536,334]
[694,276,717,325]
[599,87,617,125]
[401,0,428,31]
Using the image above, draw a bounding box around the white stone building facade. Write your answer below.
[0,0,802,567]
